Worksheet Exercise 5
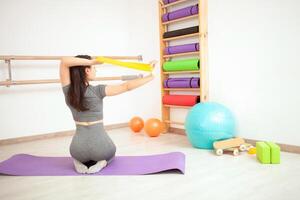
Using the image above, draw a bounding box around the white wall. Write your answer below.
[1,0,299,146]
[0,0,161,140]
[208,0,300,146]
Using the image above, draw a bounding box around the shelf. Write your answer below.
[162,14,199,25]
[163,51,199,58]
[162,70,200,74]
[161,0,191,8]
[159,0,209,133]
[164,120,185,126]
[163,33,199,42]
[163,104,193,109]
[163,88,200,91]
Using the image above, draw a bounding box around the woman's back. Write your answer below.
[62,84,106,122]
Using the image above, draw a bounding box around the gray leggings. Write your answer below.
[70,123,116,165]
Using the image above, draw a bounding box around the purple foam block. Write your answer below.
[164,77,200,88]
[0,152,185,176]
[164,43,199,55]
[162,4,198,22]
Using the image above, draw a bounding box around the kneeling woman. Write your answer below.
[60,55,156,174]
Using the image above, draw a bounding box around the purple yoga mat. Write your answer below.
[164,43,199,55]
[0,152,185,176]
[164,77,200,88]
[162,4,198,22]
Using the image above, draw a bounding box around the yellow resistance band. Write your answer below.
[96,56,153,72]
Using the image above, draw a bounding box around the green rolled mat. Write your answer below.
[163,59,199,72]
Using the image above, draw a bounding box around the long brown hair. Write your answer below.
[68,55,91,112]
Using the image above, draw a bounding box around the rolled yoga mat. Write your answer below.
[164,43,199,55]
[0,152,185,176]
[163,95,200,106]
[163,59,199,72]
[163,26,199,39]
[164,77,200,88]
[163,0,179,4]
[162,4,198,22]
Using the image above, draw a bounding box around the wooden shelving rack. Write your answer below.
[158,0,208,132]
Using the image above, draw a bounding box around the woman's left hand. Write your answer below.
[149,60,158,70]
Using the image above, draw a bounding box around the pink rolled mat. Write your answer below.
[162,4,198,22]
[164,77,200,88]
[164,43,199,55]
[163,95,200,106]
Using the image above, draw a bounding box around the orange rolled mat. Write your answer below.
[163,95,200,106]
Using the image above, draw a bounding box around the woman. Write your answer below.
[60,55,156,174]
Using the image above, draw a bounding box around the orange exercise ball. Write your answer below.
[144,118,164,137]
[129,117,144,133]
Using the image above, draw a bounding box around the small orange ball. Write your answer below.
[144,118,164,137]
[129,117,144,133]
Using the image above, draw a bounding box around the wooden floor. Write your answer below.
[0,127,300,200]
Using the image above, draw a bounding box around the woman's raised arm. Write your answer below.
[59,57,102,87]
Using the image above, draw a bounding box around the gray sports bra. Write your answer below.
[62,84,107,122]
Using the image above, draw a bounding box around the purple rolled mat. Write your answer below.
[162,4,198,22]
[163,0,179,4]
[164,77,200,88]
[164,43,199,55]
